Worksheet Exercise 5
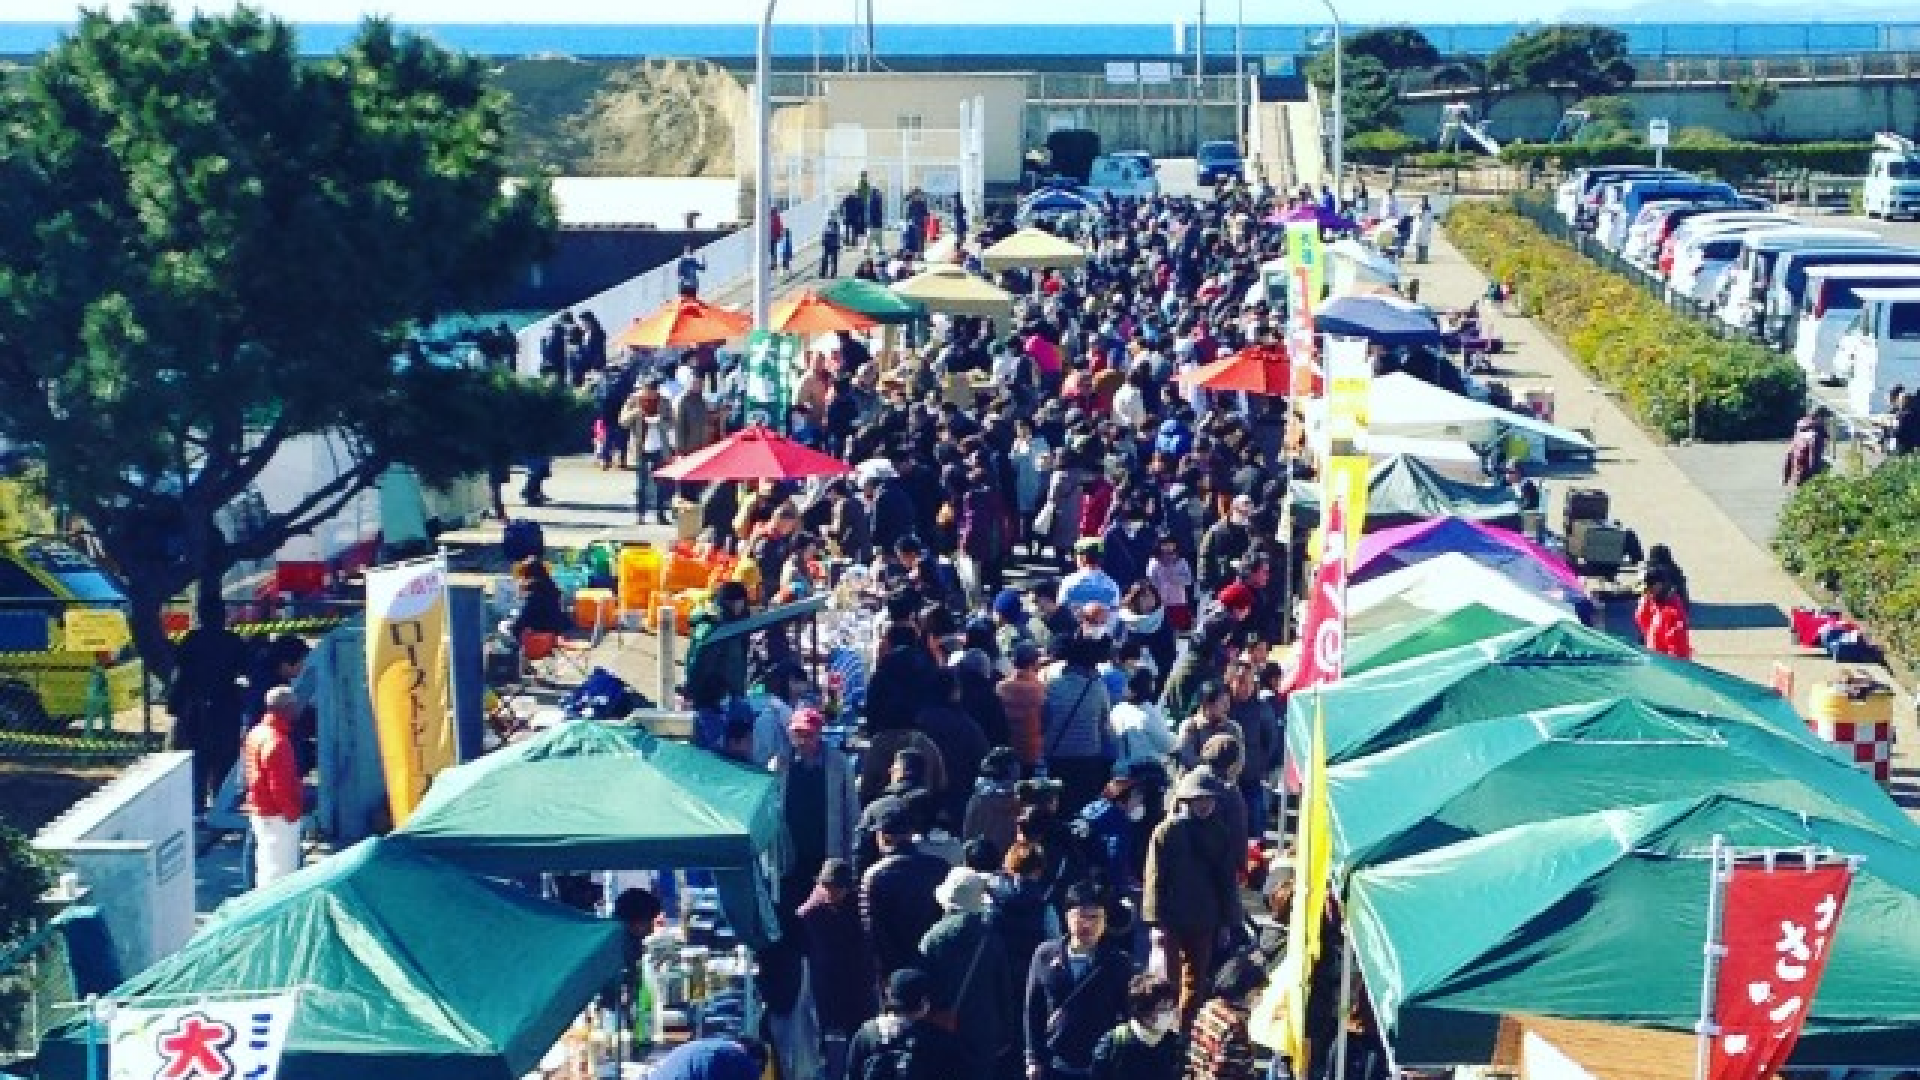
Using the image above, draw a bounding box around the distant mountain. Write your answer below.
[1559,0,1893,21]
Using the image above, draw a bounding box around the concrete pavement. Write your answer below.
[1422,219,1920,809]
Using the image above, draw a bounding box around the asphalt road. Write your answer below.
[1809,210,1920,248]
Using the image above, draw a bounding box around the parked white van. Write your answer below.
[1863,132,1920,221]
[1838,287,1920,416]
[1793,266,1920,383]
[1764,246,1920,346]
[1715,228,1880,334]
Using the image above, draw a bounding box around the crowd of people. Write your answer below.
[616,173,1438,1080]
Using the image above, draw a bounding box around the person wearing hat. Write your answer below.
[799,858,879,1079]
[1061,539,1121,638]
[861,801,951,982]
[1143,769,1239,1029]
[771,706,860,899]
[845,968,965,1080]
[963,746,1024,857]
[1023,880,1131,1080]
[920,868,1017,1074]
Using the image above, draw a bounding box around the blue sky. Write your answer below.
[3,0,1827,24]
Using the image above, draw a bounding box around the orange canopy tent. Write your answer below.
[618,297,752,350]
[769,291,878,336]
[1178,343,1292,396]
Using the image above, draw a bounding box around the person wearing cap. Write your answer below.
[862,801,951,982]
[920,868,1016,1074]
[1061,539,1121,637]
[845,968,964,1080]
[1144,769,1239,1029]
[799,858,879,1078]
[771,706,860,899]
[1023,880,1131,1080]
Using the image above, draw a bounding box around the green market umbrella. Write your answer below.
[1329,696,1920,873]
[1348,795,1920,1067]
[398,720,782,945]
[1286,620,1825,770]
[815,276,925,325]
[37,837,621,1080]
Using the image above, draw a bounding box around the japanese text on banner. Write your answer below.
[366,557,453,828]
[1710,860,1853,1080]
[109,992,296,1080]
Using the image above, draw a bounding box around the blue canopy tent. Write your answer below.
[1318,294,1443,348]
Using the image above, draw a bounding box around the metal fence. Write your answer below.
[0,913,80,1068]
[1403,50,1920,94]
[1028,72,1241,104]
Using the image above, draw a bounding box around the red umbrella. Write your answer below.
[618,297,751,350]
[1178,343,1292,396]
[655,425,853,482]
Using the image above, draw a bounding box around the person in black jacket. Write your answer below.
[915,669,991,828]
[866,470,917,556]
[862,804,951,981]
[1089,975,1181,1080]
[1023,880,1132,1080]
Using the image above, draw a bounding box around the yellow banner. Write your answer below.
[366,556,453,828]
[1285,702,1334,1069]
[1323,455,1370,556]
[63,608,130,652]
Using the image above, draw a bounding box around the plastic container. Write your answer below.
[574,588,616,632]
[1808,678,1895,787]
[663,551,711,594]
[619,545,663,611]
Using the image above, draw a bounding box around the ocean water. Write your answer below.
[1,20,1916,58]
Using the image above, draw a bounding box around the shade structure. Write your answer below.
[981,227,1088,272]
[1178,343,1292,396]
[815,277,925,325]
[1352,516,1584,601]
[655,424,852,482]
[1348,796,1920,1067]
[1346,552,1577,636]
[1285,619,1827,769]
[1016,187,1104,221]
[1289,455,1523,532]
[1330,696,1920,873]
[1343,603,1536,678]
[769,290,878,336]
[618,296,751,349]
[1328,237,1401,292]
[1306,372,1596,457]
[891,264,1015,319]
[398,720,783,944]
[1317,293,1442,347]
[36,837,621,1080]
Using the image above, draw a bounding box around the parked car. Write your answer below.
[1086,152,1159,199]
[1793,265,1920,383]
[1837,287,1920,416]
[1196,141,1244,185]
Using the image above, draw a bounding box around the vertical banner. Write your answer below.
[1289,499,1350,691]
[1710,860,1854,1080]
[1286,221,1325,309]
[109,992,297,1080]
[1323,336,1374,556]
[1272,702,1332,1071]
[366,555,453,828]
[743,330,799,431]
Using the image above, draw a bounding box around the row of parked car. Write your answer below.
[1557,166,1920,419]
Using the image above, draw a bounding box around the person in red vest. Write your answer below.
[243,686,305,887]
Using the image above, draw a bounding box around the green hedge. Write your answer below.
[1498,140,1873,186]
[1446,199,1805,442]
[1775,458,1920,666]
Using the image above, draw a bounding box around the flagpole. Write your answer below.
[1694,833,1730,1080]
[1333,928,1354,1080]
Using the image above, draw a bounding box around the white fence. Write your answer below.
[516,193,831,374]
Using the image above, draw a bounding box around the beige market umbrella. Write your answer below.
[890,265,1014,320]
[980,227,1088,272]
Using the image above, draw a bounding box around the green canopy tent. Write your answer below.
[1348,796,1920,1067]
[1329,696,1920,873]
[36,837,621,1080]
[397,720,783,946]
[815,276,926,326]
[1289,454,1523,532]
[1286,620,1825,770]
[1343,603,1536,678]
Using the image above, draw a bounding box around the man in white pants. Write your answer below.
[242,686,304,887]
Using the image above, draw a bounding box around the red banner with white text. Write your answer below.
[1710,860,1853,1080]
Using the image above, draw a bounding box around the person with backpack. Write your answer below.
[918,868,1016,1080]
[1089,975,1181,1080]
[846,968,964,1080]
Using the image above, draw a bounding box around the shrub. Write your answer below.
[1498,139,1873,187]
[1346,129,1420,166]
[1410,151,1471,170]
[1446,199,1805,442]
[1775,458,1920,666]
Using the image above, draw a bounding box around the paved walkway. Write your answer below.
[1421,221,1920,809]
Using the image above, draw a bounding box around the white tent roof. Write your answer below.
[1306,372,1594,455]
[1329,238,1401,288]
[1362,434,1481,466]
[1347,552,1576,637]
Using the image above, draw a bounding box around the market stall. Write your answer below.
[1288,455,1523,532]
[890,264,1014,321]
[1345,552,1576,636]
[980,227,1087,273]
[35,837,622,1080]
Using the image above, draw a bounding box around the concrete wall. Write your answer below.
[1404,80,1920,145]
[1026,99,1240,160]
[817,72,1028,186]
[35,752,196,979]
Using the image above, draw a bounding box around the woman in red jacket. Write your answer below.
[1635,578,1693,660]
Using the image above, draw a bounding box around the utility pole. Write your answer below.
[1194,0,1207,154]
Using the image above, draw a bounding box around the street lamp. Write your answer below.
[753,0,779,334]
[1318,0,1344,199]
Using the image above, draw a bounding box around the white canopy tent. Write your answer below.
[1328,238,1401,295]
[1347,551,1577,637]
[1304,372,1595,462]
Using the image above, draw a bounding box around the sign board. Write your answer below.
[1648,117,1670,147]
[63,608,130,652]
[1105,61,1138,85]
[1139,62,1175,85]
[1263,55,1298,77]
[109,992,298,1080]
